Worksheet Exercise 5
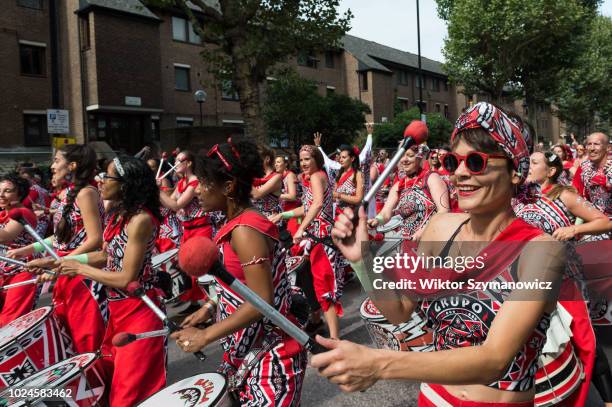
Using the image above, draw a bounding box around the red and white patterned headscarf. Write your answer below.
[452,102,532,184]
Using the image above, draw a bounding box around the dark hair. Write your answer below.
[336,145,359,184]
[258,145,276,169]
[113,156,162,222]
[0,172,31,201]
[19,167,43,183]
[195,140,264,206]
[179,150,195,166]
[540,151,576,200]
[553,144,568,161]
[451,128,513,173]
[56,144,98,244]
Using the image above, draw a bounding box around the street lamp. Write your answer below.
[194,90,207,126]
[416,0,425,123]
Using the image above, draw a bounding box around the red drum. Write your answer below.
[534,341,584,406]
[360,297,433,352]
[0,306,70,389]
[137,373,231,406]
[0,352,105,406]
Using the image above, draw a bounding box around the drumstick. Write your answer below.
[0,255,56,276]
[126,282,207,362]
[112,329,170,347]
[157,161,180,181]
[8,209,60,261]
[0,278,38,290]
[155,154,166,179]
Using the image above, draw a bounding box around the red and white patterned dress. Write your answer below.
[417,219,550,393]
[252,172,282,218]
[175,178,212,243]
[393,169,437,239]
[334,168,357,215]
[0,209,39,325]
[573,159,612,222]
[214,211,306,406]
[99,210,167,406]
[300,171,342,313]
[51,185,107,354]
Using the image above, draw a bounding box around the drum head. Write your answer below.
[138,373,228,406]
[0,353,98,405]
[198,275,216,285]
[359,298,387,323]
[0,306,52,351]
[152,249,179,269]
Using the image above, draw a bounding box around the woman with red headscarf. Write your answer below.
[314,102,568,406]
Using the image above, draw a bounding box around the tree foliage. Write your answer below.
[264,70,370,151]
[145,0,352,143]
[550,15,612,137]
[437,0,598,103]
[373,107,453,149]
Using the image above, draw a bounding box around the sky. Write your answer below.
[338,0,612,63]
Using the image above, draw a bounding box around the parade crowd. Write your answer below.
[0,101,610,406]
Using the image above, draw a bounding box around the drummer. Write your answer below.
[56,156,166,406]
[368,143,449,241]
[251,145,283,219]
[0,173,40,325]
[315,102,566,406]
[7,144,107,354]
[173,140,306,406]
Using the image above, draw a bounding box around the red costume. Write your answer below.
[214,211,306,406]
[98,210,166,406]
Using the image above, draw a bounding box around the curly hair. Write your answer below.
[113,156,162,222]
[0,172,31,202]
[195,140,264,206]
[55,144,98,244]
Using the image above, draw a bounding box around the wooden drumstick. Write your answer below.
[0,278,38,290]
[157,160,180,181]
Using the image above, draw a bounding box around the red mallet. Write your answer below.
[112,329,169,347]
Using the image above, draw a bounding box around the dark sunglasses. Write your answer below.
[441,152,507,175]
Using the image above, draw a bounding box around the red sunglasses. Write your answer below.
[441,152,507,175]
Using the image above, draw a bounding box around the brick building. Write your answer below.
[0,0,560,156]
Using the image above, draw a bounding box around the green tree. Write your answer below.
[373,107,453,149]
[437,0,598,123]
[264,70,370,150]
[146,0,352,143]
[551,15,612,137]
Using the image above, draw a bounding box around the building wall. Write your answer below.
[0,0,52,147]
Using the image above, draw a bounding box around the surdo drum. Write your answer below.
[534,341,584,406]
[0,352,105,406]
[0,306,70,390]
[359,297,433,352]
[137,373,231,407]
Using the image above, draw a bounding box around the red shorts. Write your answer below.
[418,383,533,407]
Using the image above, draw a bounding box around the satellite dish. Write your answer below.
[194,90,207,103]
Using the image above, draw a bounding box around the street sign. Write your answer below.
[47,109,69,134]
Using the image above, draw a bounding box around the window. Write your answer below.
[324,51,335,68]
[174,66,190,91]
[326,86,335,96]
[435,103,441,113]
[431,78,440,92]
[360,72,368,91]
[176,118,193,127]
[397,98,409,112]
[80,16,90,50]
[23,114,50,146]
[444,105,449,118]
[172,16,201,44]
[398,70,409,86]
[17,0,42,9]
[297,50,318,69]
[221,79,239,101]
[416,75,425,89]
[20,44,46,76]
[444,81,449,92]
